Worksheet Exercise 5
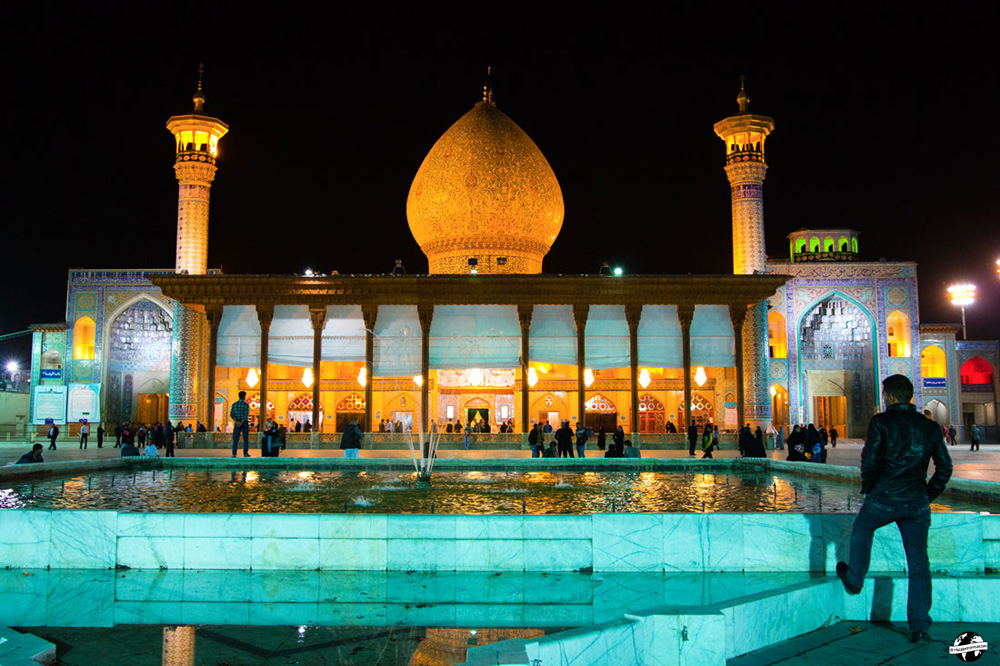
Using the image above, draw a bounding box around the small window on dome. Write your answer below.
[496,257,507,266]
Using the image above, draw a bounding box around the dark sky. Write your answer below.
[2,6,998,367]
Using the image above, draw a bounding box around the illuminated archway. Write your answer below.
[768,311,787,359]
[73,317,96,360]
[920,345,947,378]
[638,393,665,433]
[961,357,994,386]
[886,311,911,357]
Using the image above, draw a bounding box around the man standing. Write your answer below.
[947,424,957,446]
[230,390,251,458]
[528,422,542,458]
[47,422,59,450]
[555,420,574,458]
[114,422,122,447]
[970,422,980,452]
[830,426,838,448]
[79,421,89,449]
[687,422,698,457]
[575,423,588,458]
[340,418,363,458]
[837,374,952,645]
[96,423,104,448]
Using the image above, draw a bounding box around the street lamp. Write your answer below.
[947,283,976,340]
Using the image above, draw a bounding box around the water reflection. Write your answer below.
[0,470,987,514]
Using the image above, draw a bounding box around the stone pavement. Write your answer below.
[2,439,997,481]
[731,621,1000,665]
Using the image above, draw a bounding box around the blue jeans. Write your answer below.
[845,495,932,633]
[576,444,585,458]
[231,422,249,456]
[530,444,541,458]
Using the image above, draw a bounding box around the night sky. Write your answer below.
[2,7,998,368]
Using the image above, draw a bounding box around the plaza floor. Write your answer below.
[730,621,999,665]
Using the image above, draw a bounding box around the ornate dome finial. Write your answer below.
[482,65,494,106]
[192,62,206,113]
[736,74,749,112]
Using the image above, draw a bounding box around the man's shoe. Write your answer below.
[836,562,861,595]
[910,630,931,645]
[244,453,251,457]
[231,454,236,458]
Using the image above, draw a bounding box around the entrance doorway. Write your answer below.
[467,408,490,428]
[812,396,847,434]
[538,411,560,430]
[137,394,168,424]
[585,412,618,432]
[771,385,789,430]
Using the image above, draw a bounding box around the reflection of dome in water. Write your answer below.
[406,99,564,274]
[407,627,544,666]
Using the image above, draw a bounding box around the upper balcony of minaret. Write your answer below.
[165,64,228,168]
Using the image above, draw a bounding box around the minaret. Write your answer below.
[166,64,229,275]
[165,66,228,424]
[714,77,775,430]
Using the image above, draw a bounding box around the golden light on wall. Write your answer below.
[527,367,539,388]
[413,375,424,388]
[770,385,777,397]
[584,368,595,388]
[638,368,652,389]
[302,368,314,389]
[357,366,367,388]
[469,368,485,386]
[246,368,259,388]
[694,367,708,387]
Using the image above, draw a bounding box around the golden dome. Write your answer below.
[407,100,564,274]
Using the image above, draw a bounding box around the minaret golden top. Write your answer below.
[482,66,494,106]
[736,75,749,112]
[192,63,206,113]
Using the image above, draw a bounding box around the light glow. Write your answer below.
[769,385,777,397]
[5,361,18,374]
[584,368,595,388]
[302,368,314,388]
[694,367,708,387]
[413,374,424,388]
[469,368,484,386]
[638,368,651,389]
[246,368,259,388]
[357,366,367,388]
[948,283,976,306]
[527,367,539,387]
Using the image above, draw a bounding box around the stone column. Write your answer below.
[418,304,434,430]
[168,304,203,425]
[256,305,274,432]
[204,306,221,434]
[626,304,642,439]
[573,304,589,425]
[678,305,695,430]
[518,304,533,435]
[729,304,748,428]
[309,307,326,434]
[742,302,772,431]
[362,305,378,433]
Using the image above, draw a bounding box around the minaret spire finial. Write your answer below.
[483,65,494,106]
[193,62,206,113]
[736,74,749,112]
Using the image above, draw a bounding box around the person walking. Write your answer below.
[555,421,574,457]
[79,422,89,449]
[775,424,785,451]
[597,425,607,451]
[830,426,838,448]
[947,424,957,446]
[701,425,717,458]
[96,423,104,448]
[687,422,698,457]
[340,418,363,458]
[47,423,59,450]
[528,422,542,458]
[613,425,624,452]
[164,420,176,458]
[836,374,952,645]
[230,390,251,458]
[114,422,122,447]
[463,422,472,450]
[575,423,588,458]
[970,422,980,452]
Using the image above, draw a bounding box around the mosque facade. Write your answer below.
[27,78,998,444]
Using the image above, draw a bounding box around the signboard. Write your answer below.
[68,383,101,422]
[924,377,947,389]
[40,369,62,379]
[724,402,738,426]
[33,385,67,425]
[214,396,225,427]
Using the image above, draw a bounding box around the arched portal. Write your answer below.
[585,393,618,431]
[336,392,366,432]
[104,298,172,425]
[771,385,789,430]
[638,393,665,433]
[797,293,877,437]
[924,399,949,426]
[768,311,787,358]
[921,345,947,378]
[287,393,324,432]
[961,357,994,386]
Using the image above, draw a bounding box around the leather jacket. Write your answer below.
[860,403,953,501]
